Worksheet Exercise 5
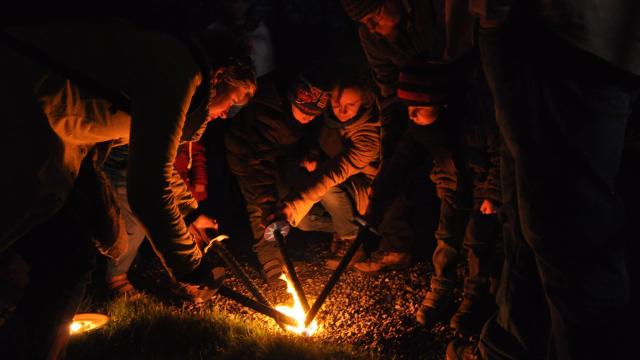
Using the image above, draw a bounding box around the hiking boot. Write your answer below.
[446,338,481,360]
[353,251,412,274]
[171,266,225,303]
[106,274,140,299]
[170,281,218,303]
[325,236,364,270]
[415,290,454,327]
[449,296,495,335]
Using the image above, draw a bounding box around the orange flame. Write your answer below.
[275,273,318,335]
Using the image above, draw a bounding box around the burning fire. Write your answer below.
[275,273,318,335]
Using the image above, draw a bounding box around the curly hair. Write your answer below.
[196,27,257,97]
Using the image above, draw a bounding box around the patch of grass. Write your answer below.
[67,294,368,360]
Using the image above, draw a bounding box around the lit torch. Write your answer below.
[276,273,318,336]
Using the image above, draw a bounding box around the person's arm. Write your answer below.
[126,57,203,280]
[283,115,381,225]
[245,111,297,231]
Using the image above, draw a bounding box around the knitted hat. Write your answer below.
[340,0,383,21]
[397,61,457,107]
[287,76,330,116]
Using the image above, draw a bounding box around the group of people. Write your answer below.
[0,0,637,359]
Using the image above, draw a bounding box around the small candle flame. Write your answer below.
[275,274,318,335]
[69,320,98,335]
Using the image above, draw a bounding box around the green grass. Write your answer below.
[66,294,368,360]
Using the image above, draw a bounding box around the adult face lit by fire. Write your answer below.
[208,68,255,120]
[359,0,402,40]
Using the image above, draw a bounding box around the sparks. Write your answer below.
[275,273,318,335]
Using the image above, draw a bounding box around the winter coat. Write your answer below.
[283,106,381,226]
[366,103,499,227]
[174,141,208,201]
[225,76,308,231]
[359,0,476,123]
[0,22,209,278]
[469,0,640,76]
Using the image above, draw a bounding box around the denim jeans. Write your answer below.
[101,148,147,279]
[478,21,638,360]
[296,185,359,240]
[104,175,146,278]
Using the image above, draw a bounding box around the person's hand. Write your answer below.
[480,199,497,215]
[300,159,317,172]
[188,214,219,251]
[193,183,208,202]
[267,204,294,225]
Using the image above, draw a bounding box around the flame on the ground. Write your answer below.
[69,313,109,335]
[275,273,318,335]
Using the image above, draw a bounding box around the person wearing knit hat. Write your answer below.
[397,61,458,126]
[287,75,331,123]
[224,70,331,286]
[354,56,501,335]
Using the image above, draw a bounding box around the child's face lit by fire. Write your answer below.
[408,105,443,126]
[291,105,316,124]
[331,87,363,122]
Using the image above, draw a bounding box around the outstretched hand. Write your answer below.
[266,203,294,226]
[300,158,317,172]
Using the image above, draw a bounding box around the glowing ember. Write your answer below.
[69,313,109,335]
[275,274,318,335]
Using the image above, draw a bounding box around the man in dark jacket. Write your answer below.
[225,72,331,284]
[340,0,478,271]
[358,60,501,335]
[447,1,640,359]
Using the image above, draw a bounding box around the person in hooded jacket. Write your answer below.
[225,70,331,284]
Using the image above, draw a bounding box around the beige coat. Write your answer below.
[0,22,205,277]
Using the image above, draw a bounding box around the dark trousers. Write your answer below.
[431,200,499,298]
[478,22,638,360]
[0,200,96,359]
[377,114,415,254]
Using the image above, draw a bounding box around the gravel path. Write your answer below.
[121,229,466,360]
